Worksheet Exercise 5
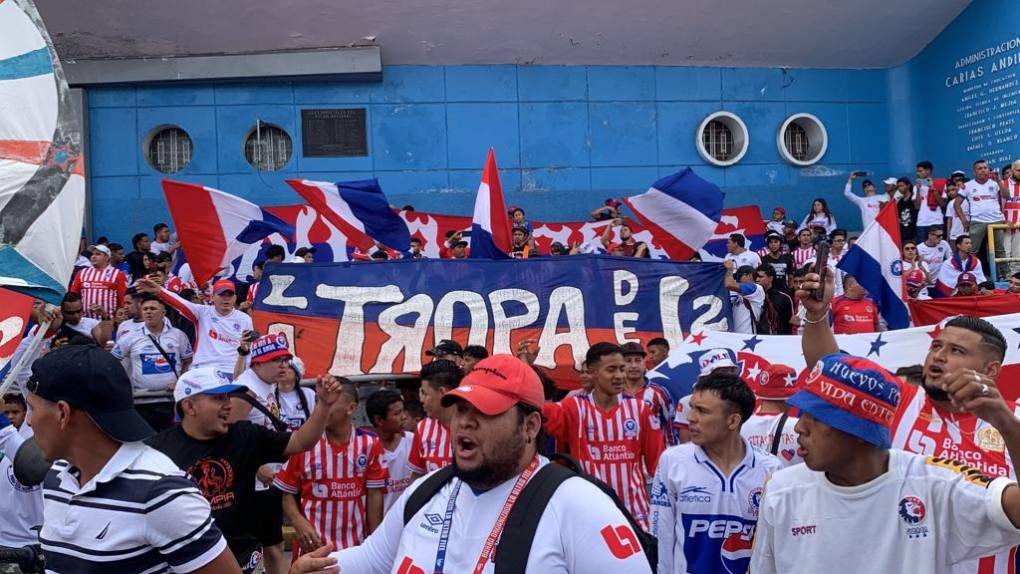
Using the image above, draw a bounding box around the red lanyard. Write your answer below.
[433,456,541,574]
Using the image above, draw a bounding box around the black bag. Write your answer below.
[402,453,658,573]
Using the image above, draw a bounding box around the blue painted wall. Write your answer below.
[890,0,1020,175]
[87,65,892,244]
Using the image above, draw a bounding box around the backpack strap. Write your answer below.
[494,462,576,574]
[770,412,790,456]
[402,466,457,525]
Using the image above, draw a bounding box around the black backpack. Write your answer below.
[402,453,658,573]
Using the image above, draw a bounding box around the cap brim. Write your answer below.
[441,385,517,416]
[251,349,293,363]
[786,390,890,449]
[88,408,155,442]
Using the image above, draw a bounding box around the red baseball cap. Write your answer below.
[440,355,544,415]
[750,364,801,400]
[957,272,977,285]
[213,279,236,294]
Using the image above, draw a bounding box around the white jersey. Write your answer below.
[237,368,282,491]
[729,283,765,334]
[159,288,251,372]
[674,395,692,427]
[380,431,415,513]
[650,440,782,574]
[843,184,889,230]
[740,412,802,467]
[916,184,945,227]
[724,250,761,271]
[960,179,1005,223]
[0,423,44,548]
[334,457,653,573]
[111,321,193,392]
[917,240,952,284]
[277,386,316,431]
[949,196,969,240]
[750,449,1020,574]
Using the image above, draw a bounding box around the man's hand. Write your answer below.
[293,519,323,555]
[795,271,835,320]
[516,339,539,365]
[90,304,110,320]
[135,278,160,294]
[256,464,276,487]
[315,376,343,407]
[848,172,858,182]
[289,543,338,574]
[943,368,1016,430]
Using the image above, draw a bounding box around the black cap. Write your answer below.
[426,339,464,357]
[620,341,646,357]
[27,344,153,442]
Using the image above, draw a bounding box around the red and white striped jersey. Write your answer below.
[1003,179,1020,228]
[542,394,665,530]
[630,382,677,446]
[791,246,815,269]
[158,288,252,372]
[273,429,388,553]
[407,417,452,475]
[69,265,127,318]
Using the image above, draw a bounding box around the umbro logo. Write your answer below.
[96,522,111,540]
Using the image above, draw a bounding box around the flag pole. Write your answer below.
[0,312,53,397]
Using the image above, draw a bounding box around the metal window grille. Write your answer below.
[784,122,810,161]
[245,123,293,171]
[146,127,192,173]
[702,120,734,161]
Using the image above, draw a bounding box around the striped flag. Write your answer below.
[161,180,294,285]
[837,201,910,329]
[287,178,410,253]
[468,149,512,259]
[622,168,724,260]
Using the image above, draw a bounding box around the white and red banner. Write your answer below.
[650,313,1020,402]
[0,288,36,378]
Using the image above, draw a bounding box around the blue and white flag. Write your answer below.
[622,168,724,260]
[0,0,84,305]
[837,202,910,329]
[288,178,410,254]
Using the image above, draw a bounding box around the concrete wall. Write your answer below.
[87,65,892,245]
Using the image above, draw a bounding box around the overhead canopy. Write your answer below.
[39,0,970,68]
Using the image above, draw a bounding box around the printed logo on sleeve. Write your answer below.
[898,496,929,539]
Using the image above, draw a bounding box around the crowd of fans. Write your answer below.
[3,156,1020,574]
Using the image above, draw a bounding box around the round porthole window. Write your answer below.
[244,122,293,171]
[696,112,749,167]
[778,113,828,166]
[145,125,193,174]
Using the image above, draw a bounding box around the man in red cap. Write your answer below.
[905,269,931,301]
[741,363,803,466]
[954,271,980,296]
[137,276,253,372]
[298,354,653,574]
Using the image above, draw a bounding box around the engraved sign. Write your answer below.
[301,108,368,157]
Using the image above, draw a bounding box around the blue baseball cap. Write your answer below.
[786,353,901,449]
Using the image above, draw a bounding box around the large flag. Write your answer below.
[468,149,512,259]
[622,168,724,260]
[0,0,85,305]
[287,178,410,253]
[161,180,295,286]
[0,288,36,379]
[908,293,1020,326]
[700,205,768,260]
[649,314,1020,402]
[837,201,910,329]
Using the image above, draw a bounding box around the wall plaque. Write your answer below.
[301,108,368,157]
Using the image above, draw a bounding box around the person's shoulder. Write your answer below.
[750,446,784,474]
[900,450,996,487]
[547,474,630,517]
[131,442,192,478]
[763,462,818,493]
[658,443,699,466]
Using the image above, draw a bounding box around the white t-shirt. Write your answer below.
[237,368,283,491]
[151,240,172,255]
[960,179,1005,223]
[381,431,415,513]
[740,413,802,467]
[949,196,969,240]
[730,283,766,334]
[724,250,761,270]
[916,184,946,227]
[917,240,952,283]
[749,449,1020,574]
[115,318,143,340]
[0,423,44,548]
[650,440,782,574]
[843,184,889,230]
[674,394,692,427]
[64,316,100,338]
[111,321,193,392]
[277,386,316,431]
[159,288,252,372]
[335,458,653,573]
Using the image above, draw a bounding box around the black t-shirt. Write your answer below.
[762,252,796,292]
[146,421,291,553]
[766,288,795,335]
[898,197,919,239]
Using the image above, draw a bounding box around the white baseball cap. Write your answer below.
[173,367,245,404]
[882,177,898,185]
[92,244,111,256]
[698,349,738,377]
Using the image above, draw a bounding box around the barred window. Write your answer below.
[244,123,293,171]
[696,112,748,167]
[145,126,192,174]
[778,114,828,166]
